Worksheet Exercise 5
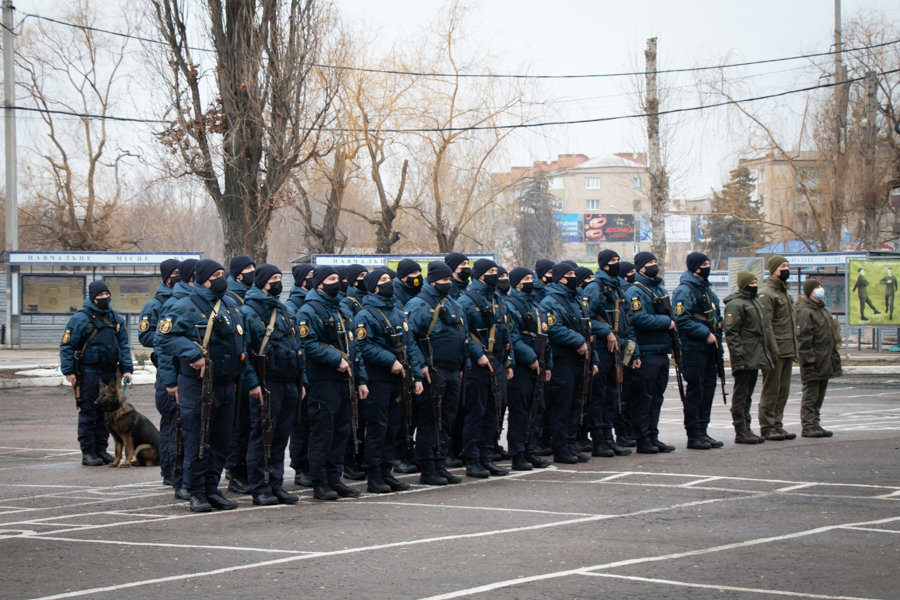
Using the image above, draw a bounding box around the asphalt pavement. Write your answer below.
[0,374,898,600]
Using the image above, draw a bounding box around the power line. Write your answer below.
[20,11,900,81]
[6,69,897,132]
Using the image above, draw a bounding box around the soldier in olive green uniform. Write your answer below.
[757,255,798,441]
[796,279,842,438]
[723,271,777,444]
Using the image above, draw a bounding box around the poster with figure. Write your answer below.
[583,214,635,243]
[847,259,900,325]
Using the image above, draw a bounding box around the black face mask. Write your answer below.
[541,274,552,284]
[521,282,534,294]
[377,281,394,298]
[497,279,510,294]
[322,281,341,297]
[340,280,349,294]
[746,285,758,297]
[563,277,578,291]
[166,275,180,287]
[302,277,314,291]
[208,277,228,295]
[239,271,255,286]
[354,278,367,292]
[94,297,111,310]
[404,275,422,291]
[778,269,791,281]
[268,281,283,297]
[606,263,620,277]
[482,273,499,288]
[457,268,471,282]
[433,282,452,296]
[625,274,636,284]
[697,267,711,278]
[643,265,659,279]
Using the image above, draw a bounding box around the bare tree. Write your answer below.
[16,1,138,251]
[150,0,338,261]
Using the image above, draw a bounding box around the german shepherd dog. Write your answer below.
[96,378,160,468]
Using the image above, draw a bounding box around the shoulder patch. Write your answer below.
[582,298,589,307]
[724,313,734,326]
[61,329,71,344]
[541,321,548,332]
[158,318,173,335]
[631,298,642,311]
[299,322,310,338]
[547,314,556,326]
[138,317,150,333]
[674,302,685,316]
[356,324,367,340]
[236,324,244,335]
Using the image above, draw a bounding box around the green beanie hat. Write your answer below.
[803,278,820,298]
[767,255,787,274]
[736,270,757,290]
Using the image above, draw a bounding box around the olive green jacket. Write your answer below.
[796,297,842,380]
[758,276,798,359]
[723,289,778,372]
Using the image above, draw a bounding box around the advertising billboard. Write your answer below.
[583,214,635,243]
[847,259,900,325]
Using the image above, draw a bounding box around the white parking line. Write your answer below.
[23,534,317,555]
[415,515,900,600]
[580,572,881,600]
[364,501,600,518]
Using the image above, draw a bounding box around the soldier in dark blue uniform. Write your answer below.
[156,259,249,512]
[60,281,134,466]
[240,265,305,505]
[540,264,597,464]
[137,259,180,483]
[504,267,553,471]
[404,261,469,485]
[337,263,369,480]
[296,266,365,500]
[444,252,470,300]
[457,259,514,478]
[583,251,639,458]
[339,264,368,317]
[614,260,639,447]
[285,263,314,487]
[394,259,423,307]
[672,252,725,450]
[625,252,676,454]
[496,266,510,297]
[355,269,424,493]
[153,259,197,498]
[532,259,555,303]
[223,255,256,494]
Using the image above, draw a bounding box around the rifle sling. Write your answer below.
[199,300,221,355]
[257,309,278,357]
[426,298,445,337]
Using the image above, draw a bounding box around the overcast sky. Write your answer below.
[339,0,900,197]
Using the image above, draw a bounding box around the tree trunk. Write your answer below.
[645,37,668,265]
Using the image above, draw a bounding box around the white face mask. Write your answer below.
[813,287,826,301]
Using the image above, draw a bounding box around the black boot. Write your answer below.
[227,476,252,495]
[313,484,338,500]
[511,454,533,471]
[330,482,361,498]
[207,492,238,510]
[294,470,313,488]
[605,432,632,456]
[367,473,391,494]
[394,459,419,474]
[272,489,300,504]
[482,461,509,476]
[253,492,278,506]
[591,439,614,458]
[687,437,712,450]
[616,435,637,448]
[97,451,115,464]
[524,453,552,468]
[189,494,213,512]
[81,452,103,466]
[343,463,367,481]
[553,450,578,464]
[384,474,410,491]
[419,470,449,486]
[702,434,724,448]
[436,466,462,484]
[465,462,490,478]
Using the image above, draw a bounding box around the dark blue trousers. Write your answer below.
[178,375,235,496]
[415,366,461,471]
[248,380,299,495]
[632,353,669,443]
[289,394,309,473]
[154,379,178,485]
[225,385,250,479]
[307,379,352,486]
[363,379,404,476]
[681,348,717,438]
[506,364,536,456]
[545,361,583,453]
[77,371,111,454]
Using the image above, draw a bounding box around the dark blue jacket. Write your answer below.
[240,286,306,388]
[624,273,672,355]
[155,285,250,387]
[137,282,174,348]
[152,281,193,386]
[393,276,420,308]
[673,271,723,353]
[404,283,469,371]
[505,289,553,370]
[457,280,513,367]
[60,298,133,375]
[583,270,640,363]
[540,283,594,366]
[226,275,249,305]
[296,289,363,384]
[340,286,366,317]
[284,285,308,316]
[448,277,468,300]
[532,276,548,303]
[354,292,424,383]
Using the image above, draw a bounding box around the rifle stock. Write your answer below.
[659,296,687,404]
[391,332,415,452]
[420,336,443,455]
[253,351,273,483]
[199,355,213,459]
[336,319,360,455]
[527,332,548,446]
[579,317,593,425]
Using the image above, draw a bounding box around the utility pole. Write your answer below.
[644,37,668,267]
[861,70,878,249]
[829,0,849,251]
[3,0,17,347]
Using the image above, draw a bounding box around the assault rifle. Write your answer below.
[419,335,443,455]
[390,330,415,451]
[527,331,548,446]
[579,317,593,425]
[72,350,84,409]
[195,322,214,460]
[174,402,184,478]
[700,309,729,405]
[252,350,274,483]
[476,327,503,435]
[336,317,359,455]
[658,296,687,404]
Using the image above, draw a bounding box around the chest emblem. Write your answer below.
[631,298,642,311]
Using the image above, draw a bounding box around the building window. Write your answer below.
[632,177,642,189]
[548,177,562,190]
[551,196,563,211]
[633,199,642,212]
[585,177,602,189]
[587,199,601,211]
